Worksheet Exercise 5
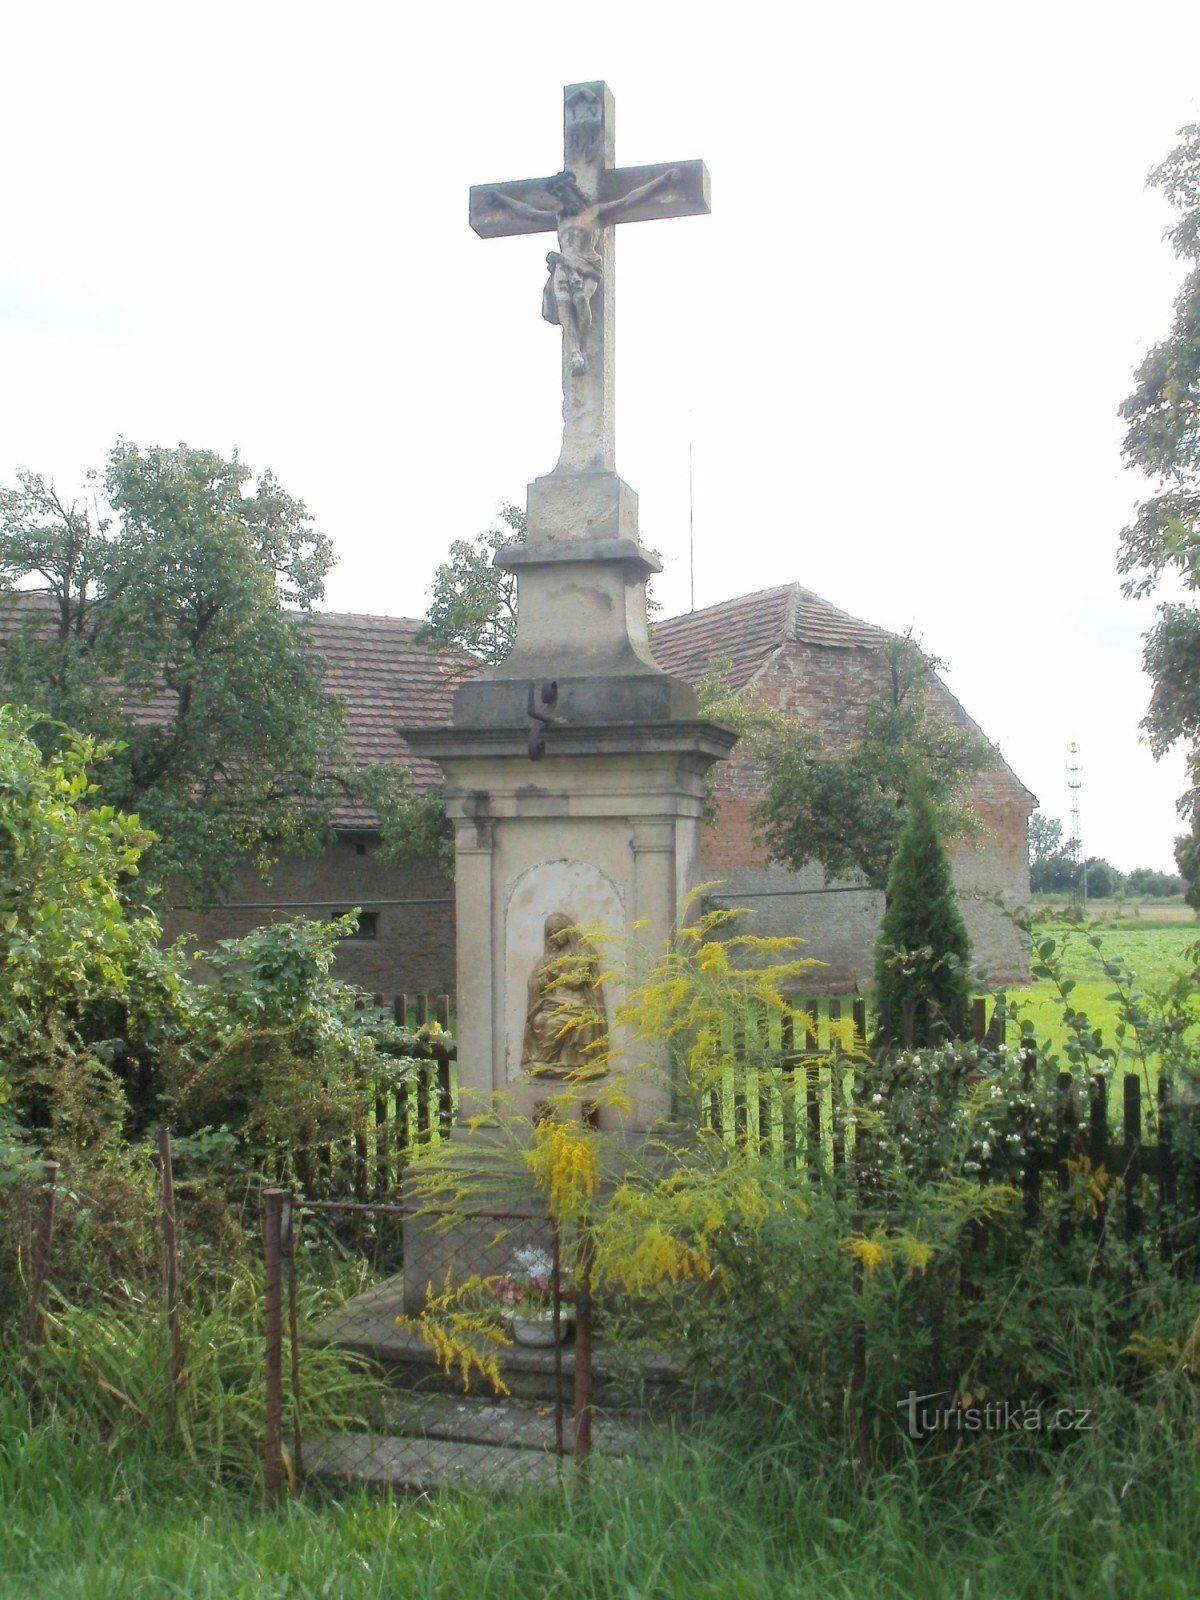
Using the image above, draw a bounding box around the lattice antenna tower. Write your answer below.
[1067,742,1084,907]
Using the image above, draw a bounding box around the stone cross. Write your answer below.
[470,81,710,476]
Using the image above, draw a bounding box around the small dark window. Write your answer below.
[332,910,378,940]
[355,843,367,856]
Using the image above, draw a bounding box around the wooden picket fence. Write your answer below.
[297,991,1200,1266]
[696,992,1200,1263]
[696,993,1008,1166]
[292,994,458,1200]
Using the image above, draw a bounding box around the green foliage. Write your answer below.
[1083,856,1125,899]
[754,632,996,893]
[692,655,791,824]
[1028,809,1063,863]
[874,775,972,1038]
[1126,865,1186,897]
[4,1141,384,1488]
[1011,919,1197,1067]
[1177,821,1200,910]
[0,708,195,1148]
[170,915,416,1175]
[352,761,454,878]
[1119,124,1200,898]
[27,1265,381,1488]
[1028,809,1075,893]
[1024,922,1200,1106]
[0,443,348,899]
[0,712,417,1182]
[2,1407,1200,1600]
[418,502,524,664]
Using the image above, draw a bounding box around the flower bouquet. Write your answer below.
[494,1245,567,1344]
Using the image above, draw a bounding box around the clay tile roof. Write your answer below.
[652,582,886,691]
[300,611,471,790]
[0,589,58,642]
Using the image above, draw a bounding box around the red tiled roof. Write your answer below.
[653,583,886,691]
[654,582,1034,805]
[300,611,470,789]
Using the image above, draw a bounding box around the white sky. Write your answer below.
[3,0,1199,875]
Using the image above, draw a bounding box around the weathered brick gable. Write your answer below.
[654,587,1035,988]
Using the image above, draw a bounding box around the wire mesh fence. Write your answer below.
[263,1193,592,1501]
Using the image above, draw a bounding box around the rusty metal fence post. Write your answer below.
[25,1158,60,1353]
[286,1198,304,1480]
[573,1221,595,1466]
[263,1187,292,1505]
[157,1125,183,1433]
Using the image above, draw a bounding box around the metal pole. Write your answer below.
[26,1159,60,1348]
[573,1223,595,1466]
[157,1125,182,1433]
[286,1202,304,1479]
[263,1188,286,1504]
[551,1223,565,1458]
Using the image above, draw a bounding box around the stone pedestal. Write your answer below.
[409,720,736,1131]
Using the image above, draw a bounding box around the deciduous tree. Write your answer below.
[0,443,349,899]
[755,634,996,896]
[419,503,523,665]
[1119,122,1200,903]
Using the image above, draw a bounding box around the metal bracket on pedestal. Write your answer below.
[527,680,562,761]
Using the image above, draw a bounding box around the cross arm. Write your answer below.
[470,159,711,239]
[597,159,710,224]
[470,179,560,239]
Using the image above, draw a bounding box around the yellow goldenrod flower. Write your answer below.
[844,1231,888,1275]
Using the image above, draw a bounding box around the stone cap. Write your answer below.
[404,719,739,764]
[495,538,662,580]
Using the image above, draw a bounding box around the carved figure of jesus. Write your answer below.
[488,167,679,376]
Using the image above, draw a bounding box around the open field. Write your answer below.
[1006,917,1198,1076]
[1028,895,1196,925]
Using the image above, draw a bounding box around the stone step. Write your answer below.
[310,1272,689,1408]
[383,1391,656,1456]
[304,1392,657,1494]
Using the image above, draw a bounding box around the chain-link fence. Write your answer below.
[263,1193,597,1501]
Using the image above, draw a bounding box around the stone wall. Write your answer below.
[160,833,456,999]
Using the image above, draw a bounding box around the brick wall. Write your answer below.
[699,647,1033,988]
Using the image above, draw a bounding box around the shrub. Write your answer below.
[874,773,971,1041]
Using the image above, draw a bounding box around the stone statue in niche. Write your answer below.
[486,167,678,376]
[521,912,607,1079]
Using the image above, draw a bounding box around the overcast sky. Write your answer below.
[4,0,1200,875]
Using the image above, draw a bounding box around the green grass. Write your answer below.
[1006,919,1198,1080]
[2,1394,1198,1599]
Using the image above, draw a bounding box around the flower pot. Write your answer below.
[510,1311,561,1346]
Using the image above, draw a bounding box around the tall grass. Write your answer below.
[2,1390,1198,1599]
[19,1264,385,1487]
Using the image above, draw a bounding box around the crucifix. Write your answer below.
[470,81,710,476]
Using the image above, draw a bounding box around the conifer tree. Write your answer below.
[874,771,971,1044]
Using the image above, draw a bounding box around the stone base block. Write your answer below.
[525,470,640,546]
[453,671,697,728]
